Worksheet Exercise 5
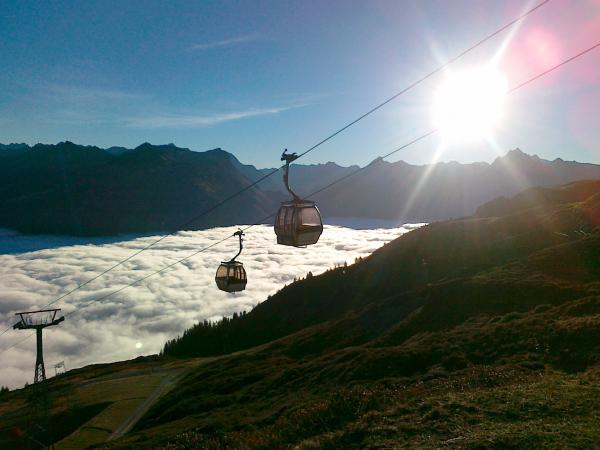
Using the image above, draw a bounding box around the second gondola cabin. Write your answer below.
[215,229,248,293]
[215,261,247,293]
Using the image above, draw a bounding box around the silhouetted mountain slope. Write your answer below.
[0,142,278,235]
[109,179,600,449]
[2,142,599,235]
[476,178,600,219]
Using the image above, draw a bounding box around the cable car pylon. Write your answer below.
[275,149,324,247]
[215,229,248,293]
[13,309,65,384]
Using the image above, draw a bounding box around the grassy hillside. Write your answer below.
[0,356,210,449]
[98,179,600,449]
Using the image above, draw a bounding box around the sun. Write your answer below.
[433,67,508,143]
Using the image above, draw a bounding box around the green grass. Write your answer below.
[0,357,208,449]
[55,374,164,449]
[120,366,599,449]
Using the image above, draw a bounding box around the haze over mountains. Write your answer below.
[1,141,599,235]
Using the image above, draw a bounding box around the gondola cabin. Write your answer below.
[275,200,323,247]
[215,261,247,293]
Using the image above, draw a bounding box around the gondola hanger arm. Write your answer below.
[281,149,301,201]
[229,229,244,262]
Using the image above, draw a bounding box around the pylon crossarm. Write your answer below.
[13,309,63,329]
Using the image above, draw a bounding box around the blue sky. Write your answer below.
[1,0,599,167]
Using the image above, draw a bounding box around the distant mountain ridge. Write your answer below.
[312,148,600,223]
[0,142,599,235]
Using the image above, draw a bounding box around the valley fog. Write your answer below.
[0,224,422,389]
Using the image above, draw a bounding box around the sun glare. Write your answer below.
[433,67,508,143]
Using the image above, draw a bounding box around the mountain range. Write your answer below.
[1,141,599,235]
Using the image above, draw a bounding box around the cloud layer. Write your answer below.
[0,224,420,389]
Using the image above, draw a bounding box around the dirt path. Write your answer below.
[103,350,266,443]
[107,368,188,441]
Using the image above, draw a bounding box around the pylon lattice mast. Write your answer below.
[13,309,65,384]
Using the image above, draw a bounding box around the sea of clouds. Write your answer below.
[0,224,422,389]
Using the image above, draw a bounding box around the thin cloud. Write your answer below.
[125,105,299,129]
[190,34,258,51]
[0,224,420,389]
[8,81,310,130]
